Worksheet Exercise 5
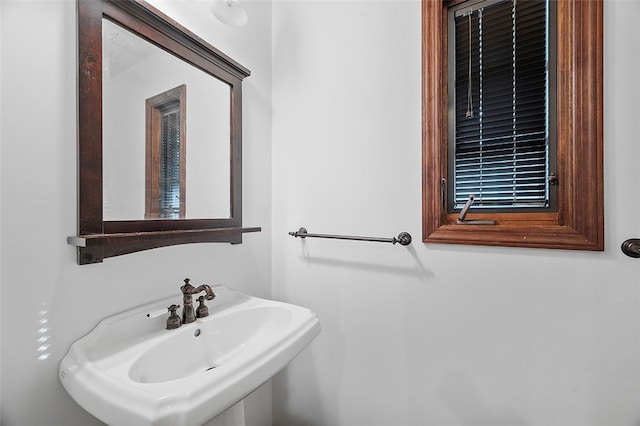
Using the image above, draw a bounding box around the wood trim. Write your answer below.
[102,0,250,80]
[77,0,104,237]
[422,0,604,250]
[422,0,446,242]
[75,227,261,264]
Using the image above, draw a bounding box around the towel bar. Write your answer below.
[288,227,412,246]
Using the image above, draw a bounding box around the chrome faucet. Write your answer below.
[180,278,215,324]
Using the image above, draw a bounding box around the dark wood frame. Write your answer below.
[145,84,187,219]
[71,0,259,264]
[422,0,603,250]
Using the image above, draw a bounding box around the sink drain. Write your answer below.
[205,366,217,372]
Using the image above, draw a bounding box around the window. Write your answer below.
[145,84,187,219]
[422,0,603,250]
[449,0,554,211]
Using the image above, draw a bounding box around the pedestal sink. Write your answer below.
[59,286,320,426]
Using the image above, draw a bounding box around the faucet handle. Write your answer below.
[181,278,193,294]
[166,304,182,330]
[196,296,209,318]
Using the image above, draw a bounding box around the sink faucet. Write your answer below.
[180,278,215,324]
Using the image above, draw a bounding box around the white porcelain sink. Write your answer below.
[59,286,320,426]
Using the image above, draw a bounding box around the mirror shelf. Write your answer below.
[68,227,261,264]
[70,0,259,265]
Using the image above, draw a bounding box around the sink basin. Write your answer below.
[59,286,320,426]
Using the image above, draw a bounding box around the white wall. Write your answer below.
[271,1,640,425]
[0,1,271,425]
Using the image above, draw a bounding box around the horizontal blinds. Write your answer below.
[454,0,548,209]
[160,106,182,219]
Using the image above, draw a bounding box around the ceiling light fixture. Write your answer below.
[210,0,248,28]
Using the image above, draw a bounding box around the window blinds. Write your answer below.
[452,0,549,209]
[159,106,182,219]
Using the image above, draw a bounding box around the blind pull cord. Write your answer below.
[465,13,474,119]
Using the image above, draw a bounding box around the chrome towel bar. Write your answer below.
[288,227,412,246]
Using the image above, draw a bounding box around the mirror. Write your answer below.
[70,0,259,264]
[102,19,231,220]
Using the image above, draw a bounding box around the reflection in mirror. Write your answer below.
[102,19,231,221]
[145,84,186,219]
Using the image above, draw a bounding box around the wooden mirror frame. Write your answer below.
[69,0,260,264]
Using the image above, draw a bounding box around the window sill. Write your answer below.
[424,222,601,251]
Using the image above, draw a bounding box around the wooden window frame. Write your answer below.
[145,84,187,219]
[422,0,603,250]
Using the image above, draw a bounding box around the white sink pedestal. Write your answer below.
[205,401,245,426]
